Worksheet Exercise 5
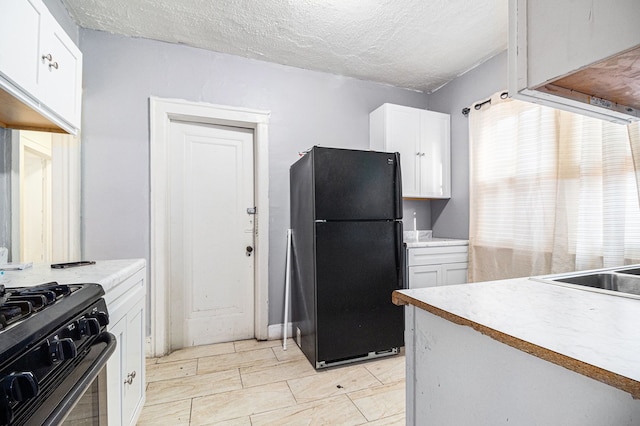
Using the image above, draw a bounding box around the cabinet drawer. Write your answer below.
[408,245,468,266]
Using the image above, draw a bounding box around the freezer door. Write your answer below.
[315,221,404,364]
[313,147,402,220]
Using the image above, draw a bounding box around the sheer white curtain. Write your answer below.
[468,92,640,282]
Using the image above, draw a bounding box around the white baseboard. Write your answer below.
[145,324,294,358]
[145,336,154,358]
[267,322,293,341]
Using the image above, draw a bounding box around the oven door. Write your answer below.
[28,332,116,426]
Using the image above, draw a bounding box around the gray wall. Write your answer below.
[426,51,508,239]
[403,200,431,231]
[1,4,504,330]
[79,30,429,327]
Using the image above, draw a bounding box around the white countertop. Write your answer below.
[393,277,640,397]
[404,237,469,248]
[1,259,146,294]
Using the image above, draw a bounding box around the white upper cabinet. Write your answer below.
[509,0,640,124]
[370,103,451,199]
[0,0,82,134]
[0,0,43,97]
[39,13,83,128]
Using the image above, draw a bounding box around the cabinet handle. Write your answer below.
[416,152,421,156]
[124,370,137,385]
[49,61,59,70]
[420,153,426,156]
[42,53,53,62]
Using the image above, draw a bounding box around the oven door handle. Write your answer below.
[43,331,116,426]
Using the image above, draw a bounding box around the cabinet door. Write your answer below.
[442,262,468,286]
[409,265,441,288]
[386,105,421,197]
[104,267,146,426]
[370,104,451,199]
[39,13,82,127]
[419,111,451,198]
[525,0,640,90]
[0,0,44,96]
[123,297,145,425]
[106,315,126,426]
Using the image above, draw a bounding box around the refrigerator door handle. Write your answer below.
[395,221,404,289]
[394,152,403,219]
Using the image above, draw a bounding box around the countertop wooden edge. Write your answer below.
[392,290,640,399]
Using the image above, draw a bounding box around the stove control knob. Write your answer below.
[89,311,109,327]
[76,317,101,338]
[1,372,38,402]
[0,372,38,424]
[85,317,101,335]
[47,338,78,364]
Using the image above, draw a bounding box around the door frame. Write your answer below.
[149,97,270,357]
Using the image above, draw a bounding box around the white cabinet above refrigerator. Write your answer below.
[370,104,451,199]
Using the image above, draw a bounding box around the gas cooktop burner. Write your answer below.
[0,281,111,426]
[0,283,78,330]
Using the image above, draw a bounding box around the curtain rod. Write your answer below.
[462,91,509,117]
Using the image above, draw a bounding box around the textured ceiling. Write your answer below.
[60,0,508,93]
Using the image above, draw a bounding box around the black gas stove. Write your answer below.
[0,282,115,425]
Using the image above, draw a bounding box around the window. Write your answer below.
[469,93,640,282]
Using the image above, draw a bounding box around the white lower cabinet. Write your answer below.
[105,268,146,426]
[407,244,468,288]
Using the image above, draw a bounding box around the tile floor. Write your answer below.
[138,339,405,425]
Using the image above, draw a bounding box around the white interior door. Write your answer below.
[169,120,255,349]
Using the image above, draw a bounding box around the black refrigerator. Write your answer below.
[290,146,404,369]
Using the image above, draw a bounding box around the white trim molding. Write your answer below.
[267,323,293,342]
[51,133,81,262]
[149,97,270,357]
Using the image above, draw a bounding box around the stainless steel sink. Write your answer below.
[614,267,640,276]
[553,273,640,295]
[531,266,640,299]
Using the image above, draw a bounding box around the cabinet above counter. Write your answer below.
[0,0,82,134]
[509,0,640,124]
[370,104,451,199]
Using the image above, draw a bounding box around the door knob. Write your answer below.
[246,246,253,256]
